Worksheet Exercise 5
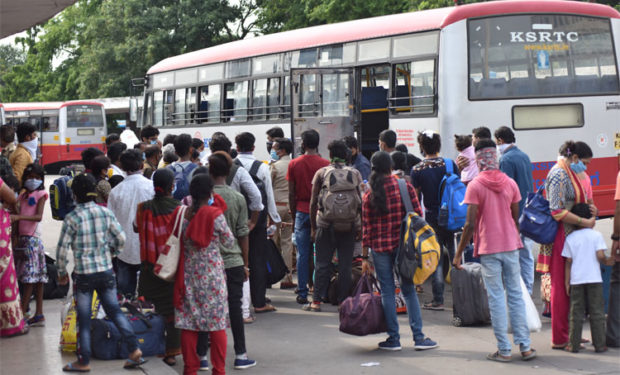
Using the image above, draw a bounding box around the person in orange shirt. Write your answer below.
[9,123,37,183]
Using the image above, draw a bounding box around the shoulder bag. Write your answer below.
[154,205,187,281]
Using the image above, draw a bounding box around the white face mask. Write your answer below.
[22,138,38,160]
[497,143,512,154]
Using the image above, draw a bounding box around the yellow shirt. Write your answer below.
[9,144,33,183]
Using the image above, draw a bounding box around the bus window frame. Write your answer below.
[389,56,438,118]
[466,14,620,101]
[511,102,585,131]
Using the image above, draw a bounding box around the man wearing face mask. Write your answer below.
[140,125,161,148]
[266,127,284,164]
[270,137,295,289]
[495,126,535,295]
[10,122,38,183]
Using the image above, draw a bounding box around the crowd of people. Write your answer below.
[0,121,618,375]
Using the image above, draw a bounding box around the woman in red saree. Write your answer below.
[537,141,597,348]
[0,177,28,337]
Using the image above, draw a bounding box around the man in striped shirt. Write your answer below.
[56,174,144,372]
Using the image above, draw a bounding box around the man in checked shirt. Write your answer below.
[56,174,145,372]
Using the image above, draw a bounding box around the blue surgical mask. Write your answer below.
[207,197,214,206]
[270,150,279,161]
[24,178,42,191]
[150,140,158,145]
[570,160,587,174]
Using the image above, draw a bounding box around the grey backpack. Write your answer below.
[318,165,360,232]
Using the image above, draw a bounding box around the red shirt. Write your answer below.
[362,176,422,253]
[287,154,329,213]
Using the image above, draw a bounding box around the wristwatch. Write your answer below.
[612,234,620,241]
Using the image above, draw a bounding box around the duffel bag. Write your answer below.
[339,273,387,336]
[91,304,165,360]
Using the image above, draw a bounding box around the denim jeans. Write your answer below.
[295,212,311,299]
[519,236,535,295]
[74,270,138,365]
[116,258,140,298]
[428,223,455,304]
[372,250,425,344]
[480,250,531,356]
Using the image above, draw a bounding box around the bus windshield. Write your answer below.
[67,105,104,128]
[468,14,619,100]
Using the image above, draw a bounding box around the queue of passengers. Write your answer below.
[0,121,618,374]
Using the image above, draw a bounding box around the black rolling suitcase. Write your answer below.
[450,231,489,327]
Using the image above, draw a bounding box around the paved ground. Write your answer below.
[1,176,618,374]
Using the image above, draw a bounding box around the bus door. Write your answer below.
[291,68,356,157]
[358,64,390,159]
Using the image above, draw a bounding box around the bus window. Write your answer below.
[154,91,163,126]
[468,15,619,99]
[224,81,248,122]
[186,87,196,123]
[299,74,317,117]
[391,60,435,114]
[267,78,280,120]
[67,106,104,128]
[198,85,220,123]
[42,110,58,131]
[282,76,291,119]
[174,88,186,125]
[292,49,317,68]
[323,73,349,116]
[164,90,174,125]
[361,65,389,110]
[252,79,268,121]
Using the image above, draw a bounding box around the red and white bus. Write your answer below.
[141,0,620,216]
[4,101,107,171]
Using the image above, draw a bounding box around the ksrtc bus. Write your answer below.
[4,101,107,172]
[141,0,620,216]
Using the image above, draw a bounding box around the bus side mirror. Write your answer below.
[129,98,138,122]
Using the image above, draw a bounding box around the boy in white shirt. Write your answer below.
[562,203,615,353]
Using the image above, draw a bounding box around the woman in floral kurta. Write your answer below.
[172,173,234,375]
[175,215,234,331]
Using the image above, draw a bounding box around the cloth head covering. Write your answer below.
[475,147,499,172]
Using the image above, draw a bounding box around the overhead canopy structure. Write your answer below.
[0,0,77,39]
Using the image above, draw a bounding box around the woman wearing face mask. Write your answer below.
[537,140,597,350]
[173,173,234,375]
[12,163,48,327]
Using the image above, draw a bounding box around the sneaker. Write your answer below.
[422,301,444,311]
[234,358,257,369]
[199,359,209,371]
[378,339,402,351]
[27,314,45,327]
[414,337,438,351]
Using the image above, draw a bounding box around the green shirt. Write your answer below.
[214,184,249,269]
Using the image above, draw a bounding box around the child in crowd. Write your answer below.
[13,163,48,327]
[562,203,615,353]
[454,134,478,184]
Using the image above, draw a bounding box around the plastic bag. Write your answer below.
[59,291,102,352]
[507,278,541,333]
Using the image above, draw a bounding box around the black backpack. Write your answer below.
[232,159,268,229]
[43,255,69,299]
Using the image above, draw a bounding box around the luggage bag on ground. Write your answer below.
[450,262,490,326]
[91,303,165,360]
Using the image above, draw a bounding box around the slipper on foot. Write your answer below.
[62,363,90,373]
[254,304,276,313]
[521,349,537,361]
[487,351,512,362]
[124,358,147,369]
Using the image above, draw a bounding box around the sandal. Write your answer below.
[551,343,568,350]
[254,304,276,313]
[123,358,147,369]
[521,349,537,361]
[62,363,91,373]
[302,303,321,312]
[564,345,579,353]
[487,351,512,362]
[163,356,176,366]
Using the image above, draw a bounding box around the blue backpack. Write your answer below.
[168,162,198,201]
[50,171,81,221]
[437,159,467,231]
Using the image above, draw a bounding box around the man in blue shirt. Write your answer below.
[343,136,371,181]
[495,126,535,294]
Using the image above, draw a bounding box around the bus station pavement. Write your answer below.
[0,176,618,374]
